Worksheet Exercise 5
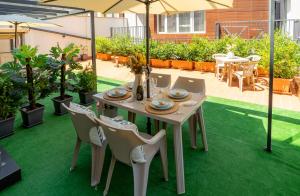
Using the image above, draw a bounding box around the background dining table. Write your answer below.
[215,56,249,86]
[93,89,207,194]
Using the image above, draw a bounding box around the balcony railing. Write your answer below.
[110,26,146,43]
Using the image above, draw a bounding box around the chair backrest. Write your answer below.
[242,62,256,77]
[172,76,206,94]
[212,53,227,59]
[150,73,171,88]
[63,103,98,144]
[246,55,261,62]
[96,118,146,165]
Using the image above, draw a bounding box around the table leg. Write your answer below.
[197,106,208,152]
[188,115,197,149]
[173,124,185,194]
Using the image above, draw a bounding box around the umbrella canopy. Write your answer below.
[0,14,59,27]
[0,14,60,48]
[41,0,233,14]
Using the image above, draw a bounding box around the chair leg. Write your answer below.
[70,137,81,171]
[159,137,168,181]
[188,115,197,149]
[104,156,116,196]
[196,107,208,151]
[91,145,99,187]
[94,143,107,187]
[132,162,150,196]
[239,78,243,92]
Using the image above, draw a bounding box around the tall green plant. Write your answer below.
[74,65,97,93]
[111,36,136,56]
[96,37,113,54]
[49,43,81,99]
[191,38,215,62]
[0,74,25,119]
[2,45,51,110]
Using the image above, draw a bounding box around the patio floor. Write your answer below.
[94,60,300,112]
[1,77,300,195]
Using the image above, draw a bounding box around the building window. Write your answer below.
[157,11,205,34]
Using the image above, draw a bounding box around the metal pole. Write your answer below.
[14,22,18,49]
[266,0,275,152]
[90,11,97,91]
[145,0,151,134]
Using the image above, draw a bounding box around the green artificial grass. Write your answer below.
[1,77,300,196]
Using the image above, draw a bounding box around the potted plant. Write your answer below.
[259,32,300,94]
[74,65,97,105]
[111,36,135,64]
[192,38,216,72]
[96,37,112,61]
[171,43,194,70]
[150,42,173,68]
[49,43,81,115]
[80,45,89,61]
[3,45,52,127]
[0,73,25,137]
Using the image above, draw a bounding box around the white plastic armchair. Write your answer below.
[95,117,168,196]
[150,73,171,88]
[63,103,107,187]
[213,53,227,79]
[172,76,208,151]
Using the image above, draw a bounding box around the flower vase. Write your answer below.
[132,74,143,100]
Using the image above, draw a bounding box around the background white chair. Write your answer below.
[63,103,107,187]
[96,117,168,196]
[172,76,208,151]
[212,53,227,80]
[246,55,261,78]
[232,62,256,92]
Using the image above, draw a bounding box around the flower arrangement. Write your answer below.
[127,53,146,74]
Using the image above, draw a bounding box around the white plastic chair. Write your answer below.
[95,117,168,196]
[172,76,208,151]
[233,62,256,92]
[212,53,227,80]
[246,55,261,78]
[150,73,171,88]
[63,103,107,187]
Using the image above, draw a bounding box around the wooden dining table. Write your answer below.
[215,56,249,86]
[93,89,207,194]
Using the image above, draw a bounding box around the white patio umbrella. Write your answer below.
[41,0,233,133]
[0,14,60,48]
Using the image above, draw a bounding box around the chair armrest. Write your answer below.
[144,129,166,145]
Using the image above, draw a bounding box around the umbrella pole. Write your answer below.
[145,0,151,134]
[266,0,275,152]
[14,22,18,49]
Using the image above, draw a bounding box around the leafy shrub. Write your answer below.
[74,66,97,93]
[0,74,25,119]
[151,42,175,60]
[111,36,136,56]
[190,38,215,62]
[258,31,300,79]
[96,37,113,54]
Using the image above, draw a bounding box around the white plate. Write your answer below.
[150,98,174,110]
[107,88,127,98]
[168,89,189,99]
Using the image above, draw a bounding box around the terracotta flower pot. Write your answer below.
[273,78,292,94]
[194,61,215,72]
[171,60,194,70]
[97,53,112,61]
[150,59,171,68]
[116,56,129,64]
[257,67,269,77]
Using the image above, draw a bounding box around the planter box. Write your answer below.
[273,78,292,94]
[20,103,44,128]
[115,56,129,64]
[195,61,215,72]
[171,60,194,70]
[0,116,15,139]
[257,67,269,77]
[52,95,73,115]
[150,59,171,68]
[79,91,95,105]
[97,53,112,61]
